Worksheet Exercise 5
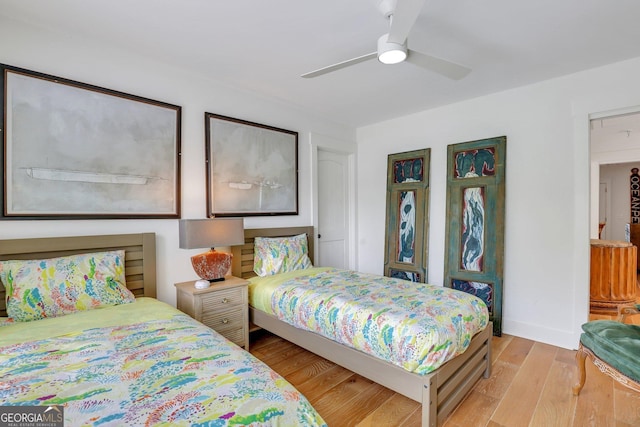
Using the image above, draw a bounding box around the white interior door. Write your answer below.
[317,149,349,268]
[599,181,609,239]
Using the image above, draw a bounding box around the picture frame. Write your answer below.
[205,112,298,217]
[383,148,431,283]
[1,64,182,219]
[443,136,506,336]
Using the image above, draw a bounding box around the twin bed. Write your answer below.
[232,226,492,427]
[0,229,492,427]
[0,233,325,426]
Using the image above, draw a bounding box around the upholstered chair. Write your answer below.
[573,305,640,395]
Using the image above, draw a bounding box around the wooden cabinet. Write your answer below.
[175,276,249,350]
[629,224,640,271]
[590,239,638,314]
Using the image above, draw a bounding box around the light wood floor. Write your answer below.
[250,329,640,426]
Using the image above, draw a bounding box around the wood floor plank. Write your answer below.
[249,329,284,351]
[442,389,499,427]
[573,362,615,426]
[472,359,518,400]
[497,336,534,366]
[355,392,420,426]
[491,342,557,426]
[256,341,306,365]
[614,385,640,425]
[295,364,355,402]
[554,346,577,365]
[250,338,296,361]
[529,358,577,427]
[311,374,375,415]
[267,347,326,377]
[490,334,513,363]
[249,331,638,427]
[285,357,338,386]
[322,382,395,427]
[397,406,423,427]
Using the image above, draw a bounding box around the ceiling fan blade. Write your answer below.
[387,0,427,44]
[406,49,471,80]
[301,52,377,78]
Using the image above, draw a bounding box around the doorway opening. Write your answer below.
[589,110,640,321]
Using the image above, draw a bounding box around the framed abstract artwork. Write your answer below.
[383,149,431,282]
[1,64,182,219]
[444,136,506,335]
[205,113,298,217]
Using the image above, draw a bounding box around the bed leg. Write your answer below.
[422,377,437,427]
[572,344,588,396]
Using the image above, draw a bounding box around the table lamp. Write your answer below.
[179,218,244,283]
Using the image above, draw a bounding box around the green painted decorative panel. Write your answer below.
[384,149,430,283]
[444,137,505,335]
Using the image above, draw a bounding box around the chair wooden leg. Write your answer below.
[573,344,588,396]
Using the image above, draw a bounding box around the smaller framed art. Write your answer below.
[1,64,182,219]
[444,135,506,336]
[383,148,431,283]
[204,113,298,217]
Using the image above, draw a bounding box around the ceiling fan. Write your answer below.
[301,0,471,80]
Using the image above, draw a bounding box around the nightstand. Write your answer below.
[175,276,250,350]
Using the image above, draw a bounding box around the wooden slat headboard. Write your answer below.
[231,226,315,279]
[0,233,157,317]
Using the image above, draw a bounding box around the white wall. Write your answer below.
[0,16,356,306]
[357,56,640,350]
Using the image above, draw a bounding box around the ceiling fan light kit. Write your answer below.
[377,34,407,64]
[301,0,471,80]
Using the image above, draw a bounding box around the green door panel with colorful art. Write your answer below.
[384,149,430,283]
[444,136,506,336]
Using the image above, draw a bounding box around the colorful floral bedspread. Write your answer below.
[0,300,325,427]
[269,268,489,375]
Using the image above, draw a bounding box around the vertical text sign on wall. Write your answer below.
[444,136,506,336]
[630,168,640,224]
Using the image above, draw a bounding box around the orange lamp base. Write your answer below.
[190,249,232,282]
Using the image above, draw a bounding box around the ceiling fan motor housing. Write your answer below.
[377,33,407,64]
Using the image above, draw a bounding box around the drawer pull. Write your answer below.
[222,318,230,324]
[222,298,230,304]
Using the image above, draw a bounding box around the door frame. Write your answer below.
[590,107,640,240]
[575,99,640,347]
[310,133,357,269]
[597,178,611,240]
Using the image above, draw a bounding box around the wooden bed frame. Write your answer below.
[232,226,492,427]
[0,233,157,317]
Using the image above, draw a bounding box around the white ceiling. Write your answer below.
[591,111,640,146]
[2,0,640,129]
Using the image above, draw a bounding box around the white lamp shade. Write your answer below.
[179,218,245,249]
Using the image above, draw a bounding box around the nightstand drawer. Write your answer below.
[200,287,245,312]
[202,308,245,332]
[174,276,250,350]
